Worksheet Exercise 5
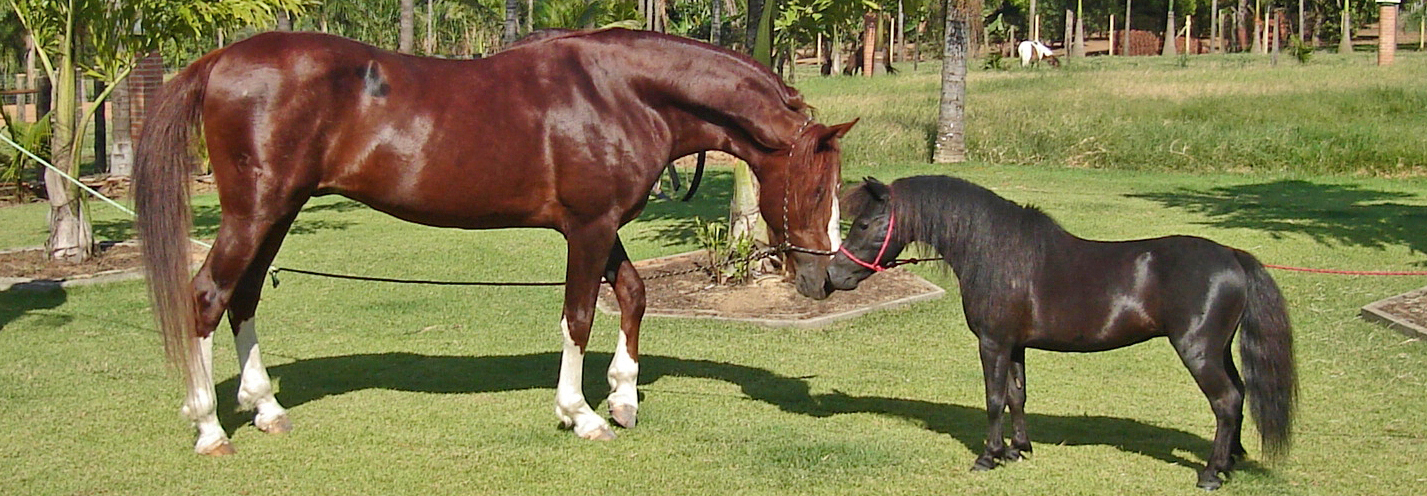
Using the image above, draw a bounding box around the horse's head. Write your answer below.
[828,177,908,292]
[759,119,858,300]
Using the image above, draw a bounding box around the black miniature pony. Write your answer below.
[827,176,1296,490]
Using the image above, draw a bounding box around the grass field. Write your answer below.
[3,51,1427,495]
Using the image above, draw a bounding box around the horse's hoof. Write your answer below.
[1196,473,1223,491]
[256,413,292,434]
[578,425,617,441]
[610,404,637,429]
[197,440,236,456]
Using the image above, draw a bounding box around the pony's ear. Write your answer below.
[862,177,890,201]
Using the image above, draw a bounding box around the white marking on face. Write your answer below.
[827,196,842,251]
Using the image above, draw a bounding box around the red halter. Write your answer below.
[838,211,896,272]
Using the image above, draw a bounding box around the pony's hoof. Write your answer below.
[196,440,236,456]
[256,413,292,434]
[578,425,617,441]
[970,457,998,471]
[610,403,637,429]
[1196,473,1223,491]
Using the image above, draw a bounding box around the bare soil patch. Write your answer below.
[598,251,944,328]
[1362,286,1427,339]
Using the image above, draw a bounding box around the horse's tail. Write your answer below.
[134,49,222,391]
[1233,249,1297,460]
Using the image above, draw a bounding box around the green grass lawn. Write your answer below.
[3,51,1427,495]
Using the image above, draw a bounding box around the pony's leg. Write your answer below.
[554,226,618,440]
[1222,353,1248,461]
[603,237,644,429]
[1005,347,1032,460]
[226,220,298,434]
[1171,336,1243,490]
[973,338,1013,470]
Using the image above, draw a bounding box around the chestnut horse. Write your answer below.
[828,177,1295,490]
[135,29,855,455]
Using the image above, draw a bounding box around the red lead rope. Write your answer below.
[1262,264,1427,276]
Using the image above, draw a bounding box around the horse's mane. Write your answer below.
[851,176,1066,283]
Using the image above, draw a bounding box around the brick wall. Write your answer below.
[128,52,163,138]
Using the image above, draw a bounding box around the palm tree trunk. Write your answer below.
[1237,0,1249,50]
[933,5,967,164]
[1338,1,1352,54]
[503,0,520,46]
[711,0,723,45]
[1163,3,1178,55]
[46,43,94,262]
[399,0,415,53]
[108,75,132,176]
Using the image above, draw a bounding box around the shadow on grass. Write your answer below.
[216,351,1236,474]
[0,286,68,331]
[92,201,363,242]
[1130,180,1427,262]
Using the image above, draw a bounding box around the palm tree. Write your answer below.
[933,2,967,164]
[504,0,520,45]
[400,0,416,53]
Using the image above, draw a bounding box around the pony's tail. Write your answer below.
[1234,249,1297,460]
[134,50,220,392]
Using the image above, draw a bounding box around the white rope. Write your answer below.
[0,131,213,249]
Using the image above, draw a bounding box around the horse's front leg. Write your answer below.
[973,338,1013,471]
[1005,347,1032,460]
[554,226,619,440]
[604,237,644,428]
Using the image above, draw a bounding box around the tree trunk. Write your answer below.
[400,0,415,53]
[711,0,723,45]
[933,7,967,164]
[1237,0,1249,50]
[1124,0,1133,55]
[862,12,877,77]
[277,10,292,30]
[45,54,94,263]
[503,0,520,46]
[746,0,764,53]
[1072,0,1086,57]
[730,0,776,247]
[1338,2,1352,54]
[109,76,133,177]
[92,80,106,174]
[1163,6,1178,55]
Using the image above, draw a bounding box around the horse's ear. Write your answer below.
[822,118,859,141]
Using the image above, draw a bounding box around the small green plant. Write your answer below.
[1288,35,1314,64]
[693,217,757,285]
[982,51,1006,71]
[0,110,51,203]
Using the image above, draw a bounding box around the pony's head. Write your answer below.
[828,177,909,291]
[759,119,858,300]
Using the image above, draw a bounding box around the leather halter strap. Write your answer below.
[838,211,895,272]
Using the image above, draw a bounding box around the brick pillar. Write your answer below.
[1378,1,1399,66]
[128,51,164,139]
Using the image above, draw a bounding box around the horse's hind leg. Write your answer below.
[1171,335,1243,490]
[226,213,300,435]
[184,202,302,453]
[604,237,643,428]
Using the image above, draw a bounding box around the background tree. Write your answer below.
[933,0,967,163]
[10,0,305,263]
[401,0,416,52]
